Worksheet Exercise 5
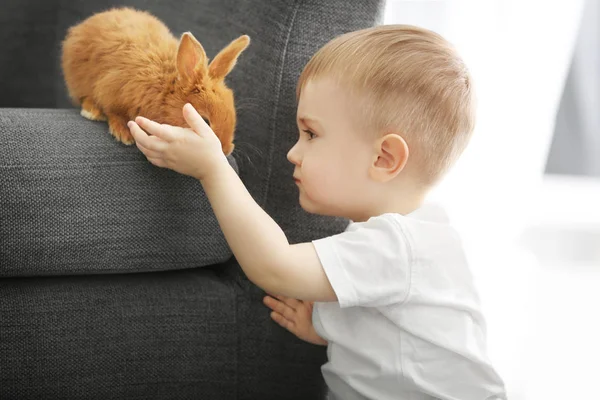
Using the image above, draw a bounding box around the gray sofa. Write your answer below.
[0,0,384,399]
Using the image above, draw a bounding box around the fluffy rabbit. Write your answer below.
[61,7,250,155]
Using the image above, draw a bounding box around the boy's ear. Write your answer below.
[369,134,409,182]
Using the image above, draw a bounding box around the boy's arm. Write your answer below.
[202,162,337,302]
[128,106,337,302]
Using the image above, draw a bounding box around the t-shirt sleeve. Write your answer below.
[312,215,413,308]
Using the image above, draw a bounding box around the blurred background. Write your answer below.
[384,1,599,398]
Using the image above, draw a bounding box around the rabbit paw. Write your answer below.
[107,115,135,145]
[80,98,107,121]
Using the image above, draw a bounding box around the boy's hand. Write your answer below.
[263,294,328,346]
[128,103,228,181]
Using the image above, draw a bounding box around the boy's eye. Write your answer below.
[303,129,316,140]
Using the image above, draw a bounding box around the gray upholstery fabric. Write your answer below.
[0,108,235,277]
[0,269,238,399]
[0,0,385,398]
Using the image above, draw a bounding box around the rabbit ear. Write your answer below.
[177,32,208,82]
[208,35,250,81]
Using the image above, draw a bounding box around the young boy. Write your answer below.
[128,24,506,400]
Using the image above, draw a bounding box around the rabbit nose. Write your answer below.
[224,143,235,156]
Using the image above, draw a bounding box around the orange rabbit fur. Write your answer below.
[61,7,250,155]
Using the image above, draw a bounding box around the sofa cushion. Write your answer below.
[0,108,236,277]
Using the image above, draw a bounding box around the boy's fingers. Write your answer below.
[133,117,161,136]
[128,120,148,143]
[264,296,296,321]
[136,141,163,160]
[128,121,167,152]
[134,117,177,142]
[263,296,284,311]
[182,103,210,134]
[275,295,300,310]
[276,302,297,322]
[271,312,295,332]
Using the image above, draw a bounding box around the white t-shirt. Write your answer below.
[311,204,506,400]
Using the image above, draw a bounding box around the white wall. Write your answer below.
[383,2,588,398]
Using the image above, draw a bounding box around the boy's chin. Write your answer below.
[298,196,315,213]
[298,196,324,215]
[298,196,343,219]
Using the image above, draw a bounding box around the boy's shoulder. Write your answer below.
[344,202,466,261]
[348,202,455,237]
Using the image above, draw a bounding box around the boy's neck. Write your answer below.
[351,188,427,223]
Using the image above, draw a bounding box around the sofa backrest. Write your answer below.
[0,0,385,253]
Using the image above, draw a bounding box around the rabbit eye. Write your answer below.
[202,117,211,127]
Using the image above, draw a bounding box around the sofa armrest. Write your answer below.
[0,108,234,278]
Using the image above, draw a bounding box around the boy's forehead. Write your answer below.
[296,96,322,125]
[296,91,317,122]
[300,78,354,106]
[301,78,335,99]
[297,79,336,120]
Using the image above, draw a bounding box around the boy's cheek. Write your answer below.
[307,169,339,199]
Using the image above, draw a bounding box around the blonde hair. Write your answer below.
[297,25,476,186]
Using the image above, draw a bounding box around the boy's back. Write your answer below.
[312,203,506,399]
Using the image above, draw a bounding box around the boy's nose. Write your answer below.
[287,142,302,166]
